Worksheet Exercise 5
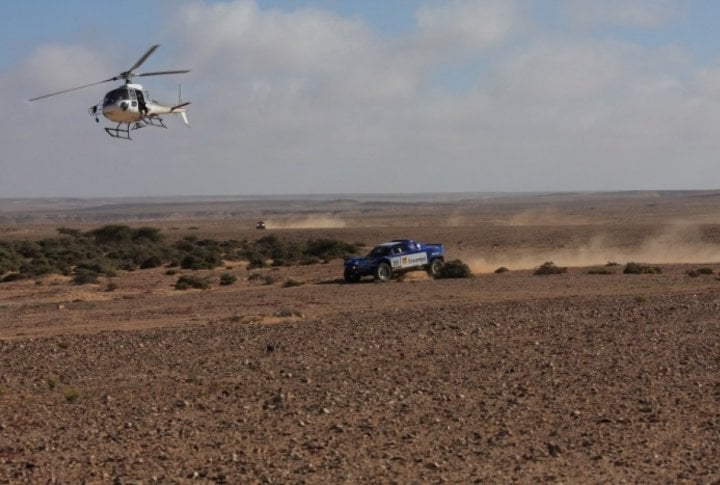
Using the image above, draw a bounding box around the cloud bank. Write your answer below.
[4,0,720,197]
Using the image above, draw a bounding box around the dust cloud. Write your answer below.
[265,216,346,230]
[499,208,594,226]
[464,224,720,273]
[445,213,466,227]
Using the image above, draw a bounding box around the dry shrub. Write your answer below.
[687,267,714,277]
[534,262,567,275]
[275,307,304,318]
[623,262,662,274]
[437,259,472,279]
[219,273,237,286]
[174,275,211,290]
[282,278,304,288]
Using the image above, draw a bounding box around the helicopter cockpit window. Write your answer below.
[103,88,130,104]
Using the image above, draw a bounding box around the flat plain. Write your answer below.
[1,191,719,483]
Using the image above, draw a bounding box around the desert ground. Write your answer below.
[1,191,719,483]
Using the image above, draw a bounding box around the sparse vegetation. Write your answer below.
[588,267,614,275]
[275,307,304,318]
[436,259,473,279]
[534,261,567,275]
[263,274,278,285]
[219,273,237,286]
[624,262,662,274]
[72,269,99,285]
[495,267,509,274]
[63,386,83,403]
[687,267,714,277]
[0,225,360,283]
[174,275,211,290]
[282,278,304,288]
[46,374,59,390]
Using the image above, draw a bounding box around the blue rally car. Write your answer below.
[344,239,444,283]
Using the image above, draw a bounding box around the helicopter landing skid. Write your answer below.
[103,117,167,140]
[142,116,168,129]
[104,123,133,140]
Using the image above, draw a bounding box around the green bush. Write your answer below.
[282,278,304,288]
[63,386,83,403]
[89,225,134,244]
[0,229,365,283]
[247,255,267,269]
[175,275,210,290]
[73,269,99,285]
[437,259,473,279]
[687,267,714,277]
[534,262,567,275]
[305,239,359,260]
[219,273,237,286]
[624,262,661,274]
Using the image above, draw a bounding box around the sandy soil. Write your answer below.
[1,192,719,483]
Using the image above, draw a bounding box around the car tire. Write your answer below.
[344,269,360,283]
[428,258,443,278]
[374,262,392,282]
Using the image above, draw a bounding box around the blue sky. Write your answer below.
[3,1,720,197]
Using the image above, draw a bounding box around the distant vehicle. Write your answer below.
[29,45,190,140]
[256,221,266,230]
[344,239,444,283]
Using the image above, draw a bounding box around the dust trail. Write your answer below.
[445,212,466,227]
[499,207,595,226]
[265,216,346,230]
[465,224,720,273]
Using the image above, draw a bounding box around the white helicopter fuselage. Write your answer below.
[100,83,187,124]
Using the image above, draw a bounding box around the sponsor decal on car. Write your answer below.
[391,253,428,268]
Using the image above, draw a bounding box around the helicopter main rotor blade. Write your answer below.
[128,44,159,74]
[29,77,115,102]
[136,70,191,78]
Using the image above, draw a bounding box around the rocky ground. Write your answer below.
[1,193,720,483]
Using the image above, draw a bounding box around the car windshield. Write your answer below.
[367,245,391,258]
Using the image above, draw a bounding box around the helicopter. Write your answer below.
[29,44,191,140]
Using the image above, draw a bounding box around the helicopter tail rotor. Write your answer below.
[172,84,190,126]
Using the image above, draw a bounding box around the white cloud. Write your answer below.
[415,0,520,51]
[563,0,680,28]
[5,0,720,197]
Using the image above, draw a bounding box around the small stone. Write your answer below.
[547,442,562,457]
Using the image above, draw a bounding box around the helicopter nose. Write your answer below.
[120,101,129,111]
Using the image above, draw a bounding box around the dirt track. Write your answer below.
[1,192,720,482]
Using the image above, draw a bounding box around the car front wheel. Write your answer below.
[344,269,360,283]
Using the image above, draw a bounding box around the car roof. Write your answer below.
[377,240,413,247]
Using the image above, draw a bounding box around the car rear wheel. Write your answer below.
[428,258,443,278]
[374,262,392,282]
